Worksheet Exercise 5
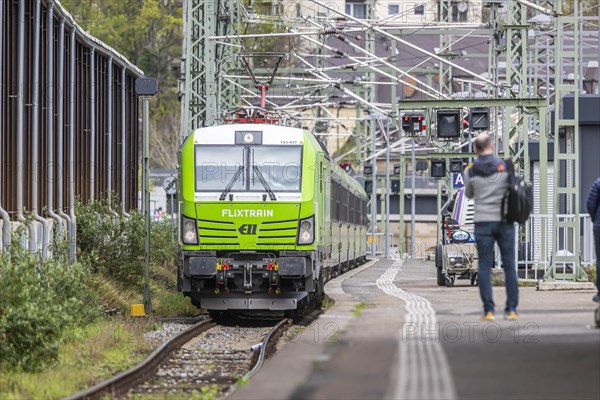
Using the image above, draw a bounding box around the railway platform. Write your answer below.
[232,258,600,400]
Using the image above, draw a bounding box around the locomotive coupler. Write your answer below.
[244,264,253,293]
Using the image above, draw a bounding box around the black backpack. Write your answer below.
[501,159,533,224]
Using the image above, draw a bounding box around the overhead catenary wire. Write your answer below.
[309,0,498,88]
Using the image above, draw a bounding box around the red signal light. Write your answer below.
[340,162,352,172]
[402,113,424,133]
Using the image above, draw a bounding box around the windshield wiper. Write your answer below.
[253,165,276,201]
[219,166,244,201]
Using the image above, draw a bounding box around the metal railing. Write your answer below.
[367,233,394,257]
[519,214,596,280]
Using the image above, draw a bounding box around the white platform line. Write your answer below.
[376,260,457,400]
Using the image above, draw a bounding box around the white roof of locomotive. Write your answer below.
[192,124,306,146]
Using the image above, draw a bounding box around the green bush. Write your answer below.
[0,234,99,372]
[76,198,178,287]
[76,199,145,287]
[150,220,178,270]
[0,201,181,373]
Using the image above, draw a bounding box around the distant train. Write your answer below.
[177,123,368,316]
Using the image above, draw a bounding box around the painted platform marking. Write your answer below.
[376,260,456,400]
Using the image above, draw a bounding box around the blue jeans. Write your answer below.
[474,222,518,314]
[594,230,600,295]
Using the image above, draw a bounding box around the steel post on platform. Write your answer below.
[385,119,390,259]
[370,119,377,256]
[137,77,159,316]
[142,97,152,314]
[398,156,406,256]
[546,0,586,281]
[410,140,416,258]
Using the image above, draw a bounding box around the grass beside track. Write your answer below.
[0,318,156,399]
[0,201,200,399]
[0,274,200,399]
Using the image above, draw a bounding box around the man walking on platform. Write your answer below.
[464,133,518,321]
[586,177,600,303]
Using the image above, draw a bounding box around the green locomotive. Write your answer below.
[177,123,368,314]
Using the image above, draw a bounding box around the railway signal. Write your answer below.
[340,162,352,172]
[391,179,400,194]
[449,159,463,173]
[135,77,159,96]
[437,109,461,138]
[401,114,425,134]
[416,160,428,171]
[469,107,490,131]
[393,163,401,176]
[430,160,447,178]
[363,164,373,175]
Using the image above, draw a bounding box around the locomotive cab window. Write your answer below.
[250,146,302,192]
[194,146,245,192]
[194,145,302,192]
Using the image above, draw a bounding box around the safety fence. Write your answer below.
[0,0,143,257]
[381,213,596,282]
[367,232,395,257]
[519,214,596,280]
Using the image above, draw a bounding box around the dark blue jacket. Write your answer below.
[587,178,600,232]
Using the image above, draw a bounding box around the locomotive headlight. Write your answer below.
[300,220,311,231]
[300,230,312,243]
[181,215,198,245]
[243,133,254,143]
[297,216,314,245]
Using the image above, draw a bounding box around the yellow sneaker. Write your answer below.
[481,312,495,321]
[504,311,518,321]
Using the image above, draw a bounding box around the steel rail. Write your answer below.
[65,317,290,399]
[64,319,215,400]
[244,318,291,380]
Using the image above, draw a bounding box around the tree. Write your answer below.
[67,0,184,168]
[562,0,599,16]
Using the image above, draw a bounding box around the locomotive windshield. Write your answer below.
[195,145,302,192]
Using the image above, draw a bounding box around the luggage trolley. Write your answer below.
[435,189,478,287]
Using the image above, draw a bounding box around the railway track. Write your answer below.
[65,317,290,400]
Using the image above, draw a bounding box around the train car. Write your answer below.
[177,123,368,316]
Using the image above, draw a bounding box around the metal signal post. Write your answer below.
[136,77,159,316]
